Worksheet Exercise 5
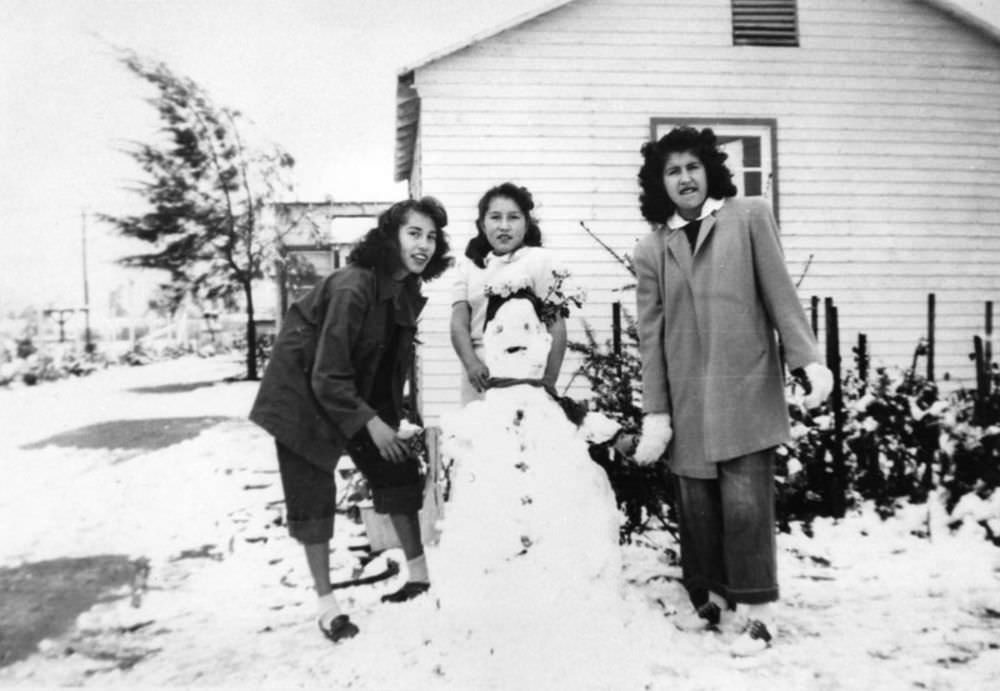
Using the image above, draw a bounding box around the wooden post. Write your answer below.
[612,301,622,379]
[612,301,622,356]
[927,293,935,381]
[974,335,987,426]
[825,298,845,518]
[810,296,819,337]
[857,333,868,382]
[986,301,994,381]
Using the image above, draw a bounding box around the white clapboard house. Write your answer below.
[393,0,1000,424]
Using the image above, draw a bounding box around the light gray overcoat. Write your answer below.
[634,197,819,479]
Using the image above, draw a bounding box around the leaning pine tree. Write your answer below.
[101,49,296,380]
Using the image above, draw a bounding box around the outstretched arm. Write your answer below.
[450,301,490,392]
[543,315,567,388]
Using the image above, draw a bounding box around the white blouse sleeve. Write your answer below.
[529,248,559,301]
[451,259,472,306]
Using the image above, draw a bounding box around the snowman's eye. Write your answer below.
[496,325,504,333]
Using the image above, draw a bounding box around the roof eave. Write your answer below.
[919,0,1000,45]
[392,0,577,183]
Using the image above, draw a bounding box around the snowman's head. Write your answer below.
[483,296,552,380]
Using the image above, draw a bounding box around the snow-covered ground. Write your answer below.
[0,355,998,689]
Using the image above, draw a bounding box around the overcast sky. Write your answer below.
[2,0,998,317]
[0,0,546,315]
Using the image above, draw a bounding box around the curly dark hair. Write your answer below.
[465,182,544,268]
[347,196,453,282]
[637,126,738,224]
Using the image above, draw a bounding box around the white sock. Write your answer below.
[407,554,429,583]
[742,602,775,631]
[316,592,342,627]
[708,591,727,610]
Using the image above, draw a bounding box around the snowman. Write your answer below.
[430,290,631,682]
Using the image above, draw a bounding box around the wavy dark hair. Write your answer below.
[347,196,453,282]
[637,126,738,224]
[465,182,543,268]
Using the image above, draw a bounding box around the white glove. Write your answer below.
[802,362,834,409]
[396,419,423,440]
[633,413,673,466]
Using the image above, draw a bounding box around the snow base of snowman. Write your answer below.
[429,297,639,685]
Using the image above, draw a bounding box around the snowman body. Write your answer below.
[435,298,623,622]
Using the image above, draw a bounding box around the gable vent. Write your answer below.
[732,0,799,47]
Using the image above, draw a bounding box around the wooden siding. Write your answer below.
[408,0,1000,423]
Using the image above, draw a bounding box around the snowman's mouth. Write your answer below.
[505,346,527,354]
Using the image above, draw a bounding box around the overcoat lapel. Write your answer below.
[693,213,718,257]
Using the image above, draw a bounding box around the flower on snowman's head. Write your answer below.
[483,266,533,300]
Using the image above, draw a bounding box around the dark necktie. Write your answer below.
[683,219,702,252]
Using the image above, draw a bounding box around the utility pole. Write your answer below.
[81,209,93,353]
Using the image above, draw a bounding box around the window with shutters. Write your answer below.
[732,0,799,47]
[650,118,780,221]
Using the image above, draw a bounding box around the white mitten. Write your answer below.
[396,419,423,440]
[633,413,673,466]
[802,362,834,409]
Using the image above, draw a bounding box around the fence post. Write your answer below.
[927,293,935,381]
[612,301,622,356]
[810,296,819,338]
[612,301,622,379]
[986,300,994,379]
[856,333,868,382]
[825,297,845,518]
[974,335,987,426]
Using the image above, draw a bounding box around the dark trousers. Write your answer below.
[674,449,778,606]
[276,435,424,545]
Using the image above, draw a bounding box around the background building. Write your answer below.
[394,0,1000,423]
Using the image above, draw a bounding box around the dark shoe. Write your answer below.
[380,581,430,603]
[730,618,773,657]
[672,600,722,631]
[318,614,359,643]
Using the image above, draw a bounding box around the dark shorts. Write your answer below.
[276,434,424,545]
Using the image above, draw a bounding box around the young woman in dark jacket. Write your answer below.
[250,197,452,643]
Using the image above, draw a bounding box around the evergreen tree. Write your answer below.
[101,49,295,380]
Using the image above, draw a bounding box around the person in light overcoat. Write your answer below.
[631,126,833,656]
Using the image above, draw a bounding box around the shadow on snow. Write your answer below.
[126,380,221,395]
[0,555,136,667]
[20,417,235,457]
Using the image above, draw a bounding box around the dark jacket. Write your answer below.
[249,264,427,472]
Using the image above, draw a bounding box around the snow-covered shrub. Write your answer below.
[571,317,999,541]
[255,332,275,373]
[778,361,999,536]
[119,342,153,366]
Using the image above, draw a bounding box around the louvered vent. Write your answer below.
[732,0,799,47]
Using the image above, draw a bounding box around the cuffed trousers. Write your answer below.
[674,448,778,606]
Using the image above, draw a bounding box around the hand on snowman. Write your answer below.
[797,362,834,409]
[633,413,673,466]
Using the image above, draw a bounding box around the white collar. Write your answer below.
[666,196,726,230]
[482,246,527,267]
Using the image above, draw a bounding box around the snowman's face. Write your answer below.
[483,298,552,380]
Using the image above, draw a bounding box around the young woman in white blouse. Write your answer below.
[450,182,566,405]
